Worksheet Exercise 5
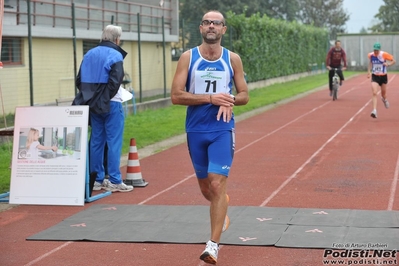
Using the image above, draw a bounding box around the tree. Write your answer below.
[297,0,349,40]
[369,0,399,32]
[178,0,299,24]
[178,0,300,49]
[177,0,349,49]
[263,0,299,21]
[359,27,367,34]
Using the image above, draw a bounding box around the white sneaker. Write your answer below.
[93,179,111,191]
[371,110,377,118]
[106,182,134,192]
[382,97,390,109]
[200,240,219,264]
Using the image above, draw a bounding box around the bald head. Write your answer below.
[202,10,225,25]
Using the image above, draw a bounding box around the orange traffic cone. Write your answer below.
[124,138,148,187]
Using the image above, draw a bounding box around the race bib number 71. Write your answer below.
[194,70,227,94]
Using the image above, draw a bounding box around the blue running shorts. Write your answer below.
[187,129,235,179]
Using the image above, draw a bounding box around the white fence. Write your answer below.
[338,34,399,71]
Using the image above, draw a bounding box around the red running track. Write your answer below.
[1,73,399,266]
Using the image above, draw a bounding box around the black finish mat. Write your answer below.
[27,205,399,249]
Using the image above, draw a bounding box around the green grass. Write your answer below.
[0,113,14,129]
[0,142,12,194]
[0,71,358,193]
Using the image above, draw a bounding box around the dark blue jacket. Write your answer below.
[73,41,127,114]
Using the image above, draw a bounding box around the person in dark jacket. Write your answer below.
[326,40,347,96]
[73,24,133,192]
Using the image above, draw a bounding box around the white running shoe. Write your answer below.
[93,182,102,191]
[371,110,377,118]
[382,97,390,109]
[106,182,134,192]
[200,240,219,264]
[93,179,111,191]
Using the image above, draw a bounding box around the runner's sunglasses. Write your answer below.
[201,20,225,26]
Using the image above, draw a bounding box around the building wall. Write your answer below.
[0,37,176,114]
[4,0,179,39]
[131,42,174,97]
[0,0,179,114]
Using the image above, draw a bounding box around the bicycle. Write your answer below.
[331,68,340,101]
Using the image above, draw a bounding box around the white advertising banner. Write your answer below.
[9,106,89,206]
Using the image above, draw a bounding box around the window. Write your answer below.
[83,40,99,55]
[1,37,23,65]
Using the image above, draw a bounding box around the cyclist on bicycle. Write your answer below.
[326,40,347,96]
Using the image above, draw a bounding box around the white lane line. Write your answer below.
[259,100,371,207]
[140,80,373,208]
[236,101,331,153]
[139,90,340,209]
[138,174,195,205]
[388,153,399,211]
[236,79,369,153]
[387,75,398,211]
[259,74,397,207]
[24,242,72,266]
